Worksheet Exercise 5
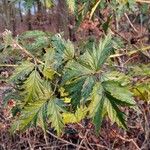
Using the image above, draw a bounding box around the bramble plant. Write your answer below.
[1,30,137,136]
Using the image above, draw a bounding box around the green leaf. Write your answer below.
[103,81,136,106]
[23,69,45,103]
[62,60,93,84]
[88,83,105,133]
[102,71,130,86]
[63,40,75,61]
[64,76,87,107]
[81,76,95,102]
[11,99,47,132]
[51,34,75,62]
[97,34,114,69]
[43,48,59,80]
[104,97,127,128]
[10,61,34,82]
[78,34,114,71]
[47,98,65,136]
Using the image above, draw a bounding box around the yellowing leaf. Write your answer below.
[63,106,87,124]
[63,113,76,124]
[59,87,69,97]
[75,106,87,122]
[64,97,71,103]
[43,67,56,80]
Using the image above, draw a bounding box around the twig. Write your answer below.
[110,45,150,58]
[111,29,129,43]
[124,13,138,33]
[123,55,138,65]
[136,0,150,4]
[114,131,141,150]
[89,143,109,150]
[46,130,86,149]
[0,64,18,67]
[78,130,91,150]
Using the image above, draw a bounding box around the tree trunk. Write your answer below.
[19,1,23,22]
[56,0,69,39]
[27,9,32,30]
[11,4,16,36]
[36,0,43,22]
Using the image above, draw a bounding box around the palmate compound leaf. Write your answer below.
[78,34,114,72]
[11,98,65,136]
[10,61,35,82]
[62,60,95,107]
[88,81,136,133]
[62,34,114,107]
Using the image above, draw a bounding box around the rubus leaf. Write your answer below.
[11,97,65,136]
[10,61,34,82]
[103,81,136,106]
[62,60,94,84]
[88,83,105,133]
[11,99,47,132]
[47,98,65,136]
[81,76,95,102]
[51,34,75,62]
[6,33,137,136]
[104,97,127,128]
[63,76,87,107]
[63,106,87,124]
[23,69,45,103]
[97,34,114,69]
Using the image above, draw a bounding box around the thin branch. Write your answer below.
[0,64,18,67]
[113,131,141,150]
[124,13,138,33]
[110,45,150,58]
[136,0,150,4]
[89,143,109,150]
[46,130,86,149]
